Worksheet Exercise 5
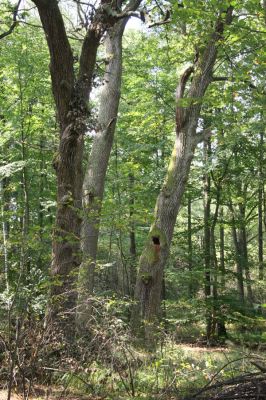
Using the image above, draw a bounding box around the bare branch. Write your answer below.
[0,0,22,40]
[194,128,213,145]
[148,19,171,28]
[212,76,257,89]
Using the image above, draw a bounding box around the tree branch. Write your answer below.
[194,128,213,144]
[0,0,22,40]
[212,76,257,89]
[32,0,75,126]
[78,0,143,100]
[148,19,171,28]
[175,65,194,133]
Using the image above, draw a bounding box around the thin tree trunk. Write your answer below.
[131,8,233,340]
[187,194,193,296]
[129,173,137,296]
[38,136,45,242]
[217,206,227,337]
[238,203,253,304]
[230,208,245,303]
[1,178,10,298]
[258,131,264,280]
[203,139,212,341]
[219,207,225,289]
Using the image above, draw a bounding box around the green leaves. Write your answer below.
[0,160,26,179]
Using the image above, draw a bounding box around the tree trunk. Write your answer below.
[187,194,193,296]
[217,206,227,337]
[34,0,143,330]
[131,8,234,340]
[129,173,137,296]
[258,131,264,280]
[1,178,10,299]
[238,203,254,304]
[79,20,126,310]
[32,0,104,330]
[230,209,245,303]
[203,139,212,341]
[219,207,225,289]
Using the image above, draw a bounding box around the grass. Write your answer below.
[12,342,255,400]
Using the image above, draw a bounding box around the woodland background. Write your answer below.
[0,0,266,399]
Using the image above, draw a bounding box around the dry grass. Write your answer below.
[0,391,23,400]
[0,389,103,400]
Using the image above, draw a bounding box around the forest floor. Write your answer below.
[2,377,266,400]
[0,388,102,400]
[1,343,266,400]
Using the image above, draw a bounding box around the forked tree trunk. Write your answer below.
[32,0,142,330]
[131,8,233,340]
[34,2,101,328]
[80,20,127,303]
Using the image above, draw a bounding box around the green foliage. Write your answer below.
[0,1,266,398]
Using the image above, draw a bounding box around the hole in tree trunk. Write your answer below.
[152,236,160,245]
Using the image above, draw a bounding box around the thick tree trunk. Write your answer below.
[32,0,106,329]
[131,7,233,340]
[80,20,126,304]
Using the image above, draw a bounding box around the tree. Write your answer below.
[131,5,234,340]
[31,0,141,330]
[79,18,128,324]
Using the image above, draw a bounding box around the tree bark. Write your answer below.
[80,20,127,301]
[32,0,143,330]
[203,139,212,341]
[131,8,234,340]
[217,206,227,337]
[230,205,245,303]
[258,131,264,280]
[187,194,193,296]
[238,203,253,304]
[129,173,137,296]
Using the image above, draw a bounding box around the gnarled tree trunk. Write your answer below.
[131,7,233,341]
[33,0,141,331]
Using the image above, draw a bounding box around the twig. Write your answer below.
[187,372,265,399]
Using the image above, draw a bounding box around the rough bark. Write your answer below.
[131,8,234,340]
[32,0,141,330]
[80,0,142,299]
[79,19,126,306]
